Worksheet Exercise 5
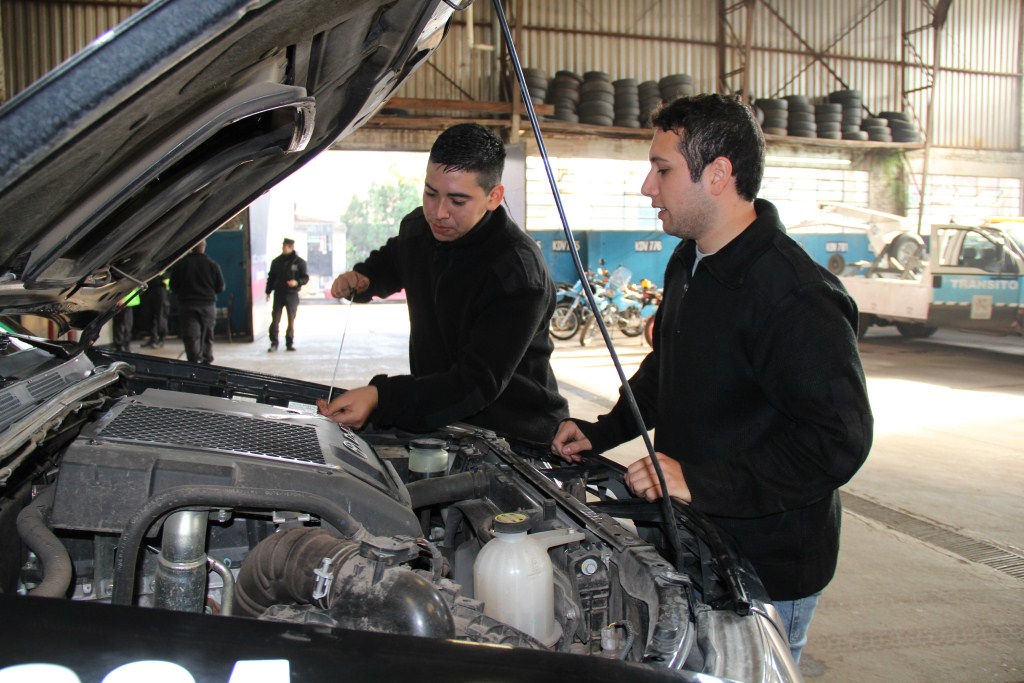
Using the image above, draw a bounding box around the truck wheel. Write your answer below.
[827,253,846,275]
[896,322,938,339]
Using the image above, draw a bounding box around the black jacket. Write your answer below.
[170,253,225,307]
[353,206,569,444]
[266,251,309,296]
[578,199,872,600]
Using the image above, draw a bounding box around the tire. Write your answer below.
[579,317,600,346]
[643,314,656,347]
[887,233,926,273]
[896,322,938,339]
[827,253,846,275]
[549,302,581,340]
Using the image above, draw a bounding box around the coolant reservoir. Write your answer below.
[473,512,584,647]
[407,438,448,481]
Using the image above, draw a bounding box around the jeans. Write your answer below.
[269,292,299,347]
[774,591,821,663]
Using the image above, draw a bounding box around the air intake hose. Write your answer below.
[235,527,455,638]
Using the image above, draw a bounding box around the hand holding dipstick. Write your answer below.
[319,271,371,410]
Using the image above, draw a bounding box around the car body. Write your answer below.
[0,1,800,681]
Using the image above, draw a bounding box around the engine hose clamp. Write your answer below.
[311,556,335,602]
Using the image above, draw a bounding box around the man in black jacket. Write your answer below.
[266,238,309,351]
[170,240,225,364]
[551,94,872,662]
[319,123,568,445]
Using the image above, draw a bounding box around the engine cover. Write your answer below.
[48,389,419,537]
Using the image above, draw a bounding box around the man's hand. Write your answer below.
[316,385,379,429]
[551,420,592,463]
[265,293,271,302]
[331,271,370,300]
[286,279,298,288]
[625,452,692,504]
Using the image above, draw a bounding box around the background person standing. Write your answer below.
[170,240,225,364]
[265,237,309,352]
[110,289,141,352]
[140,273,169,349]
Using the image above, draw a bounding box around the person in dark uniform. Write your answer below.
[111,290,140,352]
[140,273,169,349]
[320,123,568,446]
[170,240,225,364]
[265,237,309,352]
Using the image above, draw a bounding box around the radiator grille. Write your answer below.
[99,403,326,466]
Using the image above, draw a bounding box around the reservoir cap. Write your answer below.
[493,512,531,534]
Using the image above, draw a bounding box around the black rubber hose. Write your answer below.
[235,527,359,617]
[15,486,73,598]
[111,485,364,606]
[406,469,490,509]
[236,528,455,638]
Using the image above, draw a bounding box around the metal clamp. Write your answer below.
[311,556,335,601]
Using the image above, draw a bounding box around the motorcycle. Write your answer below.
[579,269,659,346]
[548,266,610,340]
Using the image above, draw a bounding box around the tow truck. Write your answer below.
[788,204,1024,340]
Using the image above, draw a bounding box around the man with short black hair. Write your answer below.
[320,123,568,446]
[266,237,309,351]
[551,94,873,662]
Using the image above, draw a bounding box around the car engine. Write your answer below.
[0,344,790,680]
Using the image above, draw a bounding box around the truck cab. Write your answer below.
[925,220,1024,334]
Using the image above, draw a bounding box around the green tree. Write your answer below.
[342,176,421,266]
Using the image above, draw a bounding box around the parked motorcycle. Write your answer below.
[579,268,659,346]
[548,267,610,340]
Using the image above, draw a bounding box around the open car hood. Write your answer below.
[0,0,456,340]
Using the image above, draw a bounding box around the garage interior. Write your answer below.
[2,1,1022,681]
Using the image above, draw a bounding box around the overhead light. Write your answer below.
[766,155,852,167]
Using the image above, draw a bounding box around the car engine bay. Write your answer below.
[0,339,787,680]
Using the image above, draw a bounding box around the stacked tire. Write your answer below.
[756,98,789,136]
[658,73,694,103]
[860,116,893,142]
[880,111,922,143]
[522,67,549,119]
[578,71,615,127]
[638,80,662,126]
[814,102,842,140]
[612,78,642,128]
[829,89,867,141]
[784,95,816,138]
[546,71,582,123]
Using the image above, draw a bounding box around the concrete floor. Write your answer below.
[128,300,1024,682]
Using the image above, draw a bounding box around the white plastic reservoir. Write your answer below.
[473,512,584,647]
